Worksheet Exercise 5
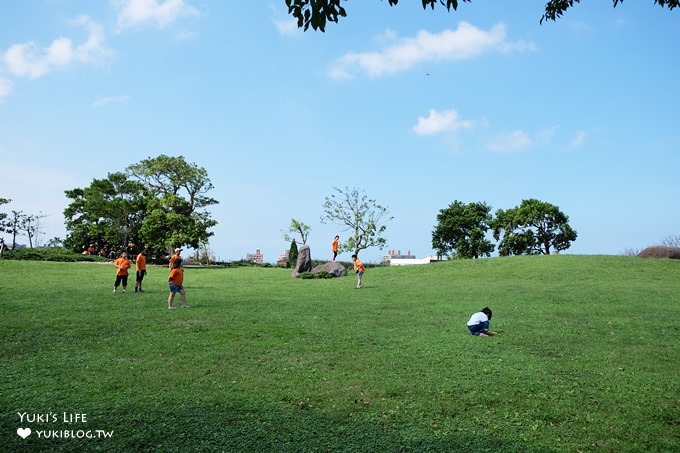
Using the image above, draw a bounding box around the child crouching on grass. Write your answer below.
[168,258,188,309]
[467,307,495,336]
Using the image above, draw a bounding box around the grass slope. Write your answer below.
[1,256,678,452]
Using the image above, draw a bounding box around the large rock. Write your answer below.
[291,245,312,277]
[638,246,680,259]
[310,261,348,277]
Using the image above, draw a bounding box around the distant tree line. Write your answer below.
[0,197,50,250]
[432,199,578,259]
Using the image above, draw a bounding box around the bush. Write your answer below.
[298,271,335,279]
[1,247,107,262]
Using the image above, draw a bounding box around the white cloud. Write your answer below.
[486,126,560,153]
[114,0,200,30]
[569,130,586,148]
[0,77,12,100]
[413,109,473,135]
[329,22,533,79]
[92,95,132,107]
[273,18,301,36]
[2,16,111,80]
[487,130,533,153]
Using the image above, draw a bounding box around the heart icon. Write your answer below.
[17,427,31,439]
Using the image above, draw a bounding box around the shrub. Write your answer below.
[2,247,106,262]
[298,271,335,279]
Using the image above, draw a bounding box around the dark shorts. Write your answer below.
[169,283,184,293]
[114,275,128,287]
[136,270,146,282]
[467,321,489,335]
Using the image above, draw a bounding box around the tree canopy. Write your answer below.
[492,199,577,256]
[63,155,218,259]
[432,200,494,259]
[321,187,392,258]
[64,172,147,253]
[283,218,311,245]
[286,0,679,31]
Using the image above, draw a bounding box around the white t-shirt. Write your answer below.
[467,311,489,326]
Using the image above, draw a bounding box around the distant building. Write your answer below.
[382,249,442,266]
[382,249,416,264]
[245,249,263,264]
[277,249,290,267]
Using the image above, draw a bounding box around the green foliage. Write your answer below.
[493,198,577,256]
[289,239,298,267]
[63,155,218,258]
[1,247,105,262]
[286,0,470,31]
[321,186,392,258]
[282,218,311,245]
[297,270,334,279]
[541,0,678,23]
[127,155,218,255]
[286,0,678,31]
[432,200,494,259]
[64,172,147,252]
[0,197,9,225]
[1,256,678,451]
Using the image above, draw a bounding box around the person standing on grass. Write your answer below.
[169,247,183,270]
[351,254,365,289]
[135,249,147,293]
[168,258,188,309]
[332,235,340,261]
[467,307,494,336]
[113,252,132,294]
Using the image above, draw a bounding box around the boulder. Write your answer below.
[638,246,680,259]
[292,245,312,277]
[311,261,348,277]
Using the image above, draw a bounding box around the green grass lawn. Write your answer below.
[1,255,678,452]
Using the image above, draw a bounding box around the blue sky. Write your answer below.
[1,1,678,263]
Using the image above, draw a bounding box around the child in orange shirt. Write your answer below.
[135,249,147,293]
[168,258,188,309]
[113,252,132,294]
[332,235,339,261]
[351,254,365,289]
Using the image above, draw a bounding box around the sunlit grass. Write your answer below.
[1,256,678,451]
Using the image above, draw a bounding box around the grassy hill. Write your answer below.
[1,255,678,451]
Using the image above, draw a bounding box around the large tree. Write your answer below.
[64,172,147,253]
[64,156,218,258]
[126,155,218,255]
[432,200,494,259]
[492,199,577,256]
[321,186,392,258]
[286,0,678,31]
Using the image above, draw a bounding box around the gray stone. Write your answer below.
[292,245,312,277]
[311,261,348,277]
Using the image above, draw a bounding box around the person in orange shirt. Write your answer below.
[351,254,365,289]
[332,235,340,261]
[135,249,147,293]
[168,257,188,309]
[169,247,183,270]
[113,251,132,294]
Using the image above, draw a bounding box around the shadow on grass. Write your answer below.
[2,399,532,452]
